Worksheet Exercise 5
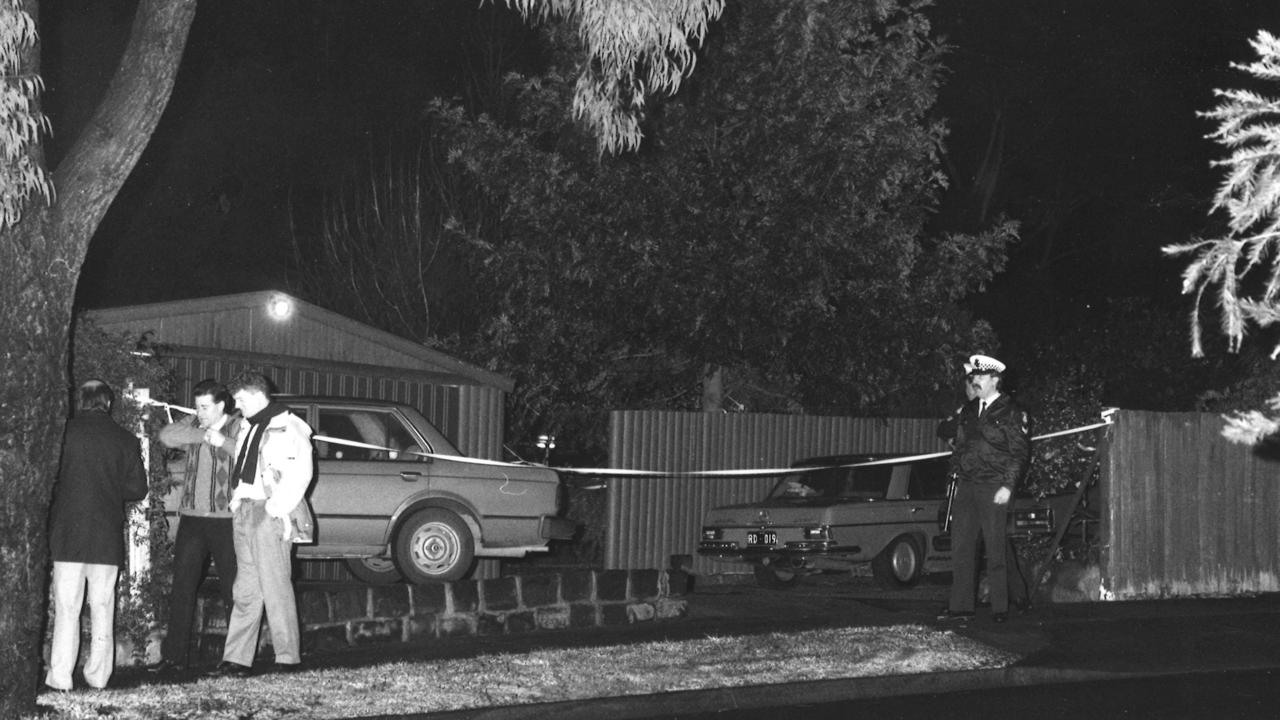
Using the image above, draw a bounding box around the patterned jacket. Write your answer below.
[159,414,242,517]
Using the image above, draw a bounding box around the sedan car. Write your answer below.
[697,454,1074,589]
[165,396,575,584]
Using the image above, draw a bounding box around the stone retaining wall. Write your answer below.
[183,569,691,664]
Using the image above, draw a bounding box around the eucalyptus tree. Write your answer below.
[0,3,198,712]
[426,0,1017,453]
[0,0,723,713]
[1164,31,1280,446]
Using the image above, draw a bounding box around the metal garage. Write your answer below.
[84,290,512,460]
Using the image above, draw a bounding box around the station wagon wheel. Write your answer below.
[395,508,476,584]
[345,557,403,585]
[752,563,800,589]
[872,534,923,589]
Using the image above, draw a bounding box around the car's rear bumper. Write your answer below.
[541,515,577,540]
[697,543,862,562]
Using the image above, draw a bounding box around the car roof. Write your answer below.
[278,395,416,410]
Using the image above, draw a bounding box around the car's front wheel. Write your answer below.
[872,534,923,589]
[753,563,800,589]
[395,508,476,584]
[345,556,403,585]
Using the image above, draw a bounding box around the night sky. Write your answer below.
[46,0,1280,351]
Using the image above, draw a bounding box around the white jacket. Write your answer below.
[229,410,314,520]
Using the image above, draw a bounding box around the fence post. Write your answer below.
[127,385,151,600]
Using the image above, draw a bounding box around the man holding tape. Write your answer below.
[149,379,242,674]
[937,354,1030,624]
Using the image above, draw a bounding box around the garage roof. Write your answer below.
[84,290,513,392]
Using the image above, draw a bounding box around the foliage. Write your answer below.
[1008,298,1222,494]
[66,317,176,661]
[502,0,725,154]
[0,0,53,230]
[424,0,1017,457]
[1162,29,1280,445]
[288,130,490,345]
[1164,30,1280,358]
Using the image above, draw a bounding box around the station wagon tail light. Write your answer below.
[701,527,723,541]
[803,526,831,541]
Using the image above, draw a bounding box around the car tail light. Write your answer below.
[701,527,723,541]
[1013,507,1053,533]
[803,526,830,541]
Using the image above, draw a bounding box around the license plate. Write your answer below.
[747,531,777,546]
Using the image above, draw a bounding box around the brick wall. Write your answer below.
[177,569,692,665]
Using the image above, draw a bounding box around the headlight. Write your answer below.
[701,527,723,541]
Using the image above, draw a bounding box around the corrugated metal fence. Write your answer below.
[1104,410,1280,598]
[163,353,503,460]
[603,409,1280,596]
[605,410,949,575]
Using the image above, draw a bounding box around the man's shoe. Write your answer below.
[146,659,186,674]
[937,608,975,622]
[206,661,252,678]
[992,612,1009,624]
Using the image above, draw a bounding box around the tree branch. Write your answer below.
[50,0,197,256]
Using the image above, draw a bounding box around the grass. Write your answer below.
[31,624,1017,719]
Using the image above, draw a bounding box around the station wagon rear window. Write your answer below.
[768,463,894,501]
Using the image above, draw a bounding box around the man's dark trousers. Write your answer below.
[949,481,1011,614]
[161,516,236,664]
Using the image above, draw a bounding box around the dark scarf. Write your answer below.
[232,401,288,486]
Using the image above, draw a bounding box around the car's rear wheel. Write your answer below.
[753,563,800,589]
[345,556,403,585]
[872,534,923,589]
[395,508,476,584]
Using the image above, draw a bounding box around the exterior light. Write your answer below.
[536,434,556,464]
[267,294,294,321]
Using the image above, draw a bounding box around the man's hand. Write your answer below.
[204,428,227,447]
[993,486,1012,505]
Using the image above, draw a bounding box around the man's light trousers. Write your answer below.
[46,562,119,690]
[222,500,301,666]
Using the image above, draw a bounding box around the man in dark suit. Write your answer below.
[45,380,149,691]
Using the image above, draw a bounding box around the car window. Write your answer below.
[907,458,950,499]
[771,462,894,501]
[314,407,429,462]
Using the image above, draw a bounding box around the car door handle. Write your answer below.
[400,471,423,481]
[910,506,925,513]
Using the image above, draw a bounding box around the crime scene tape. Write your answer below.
[135,396,1115,480]
[553,411,1116,478]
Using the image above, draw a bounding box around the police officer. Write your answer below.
[937,354,1030,624]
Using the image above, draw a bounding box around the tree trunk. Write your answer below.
[701,364,724,412]
[0,1,197,714]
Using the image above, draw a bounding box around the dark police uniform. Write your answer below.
[943,393,1030,616]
